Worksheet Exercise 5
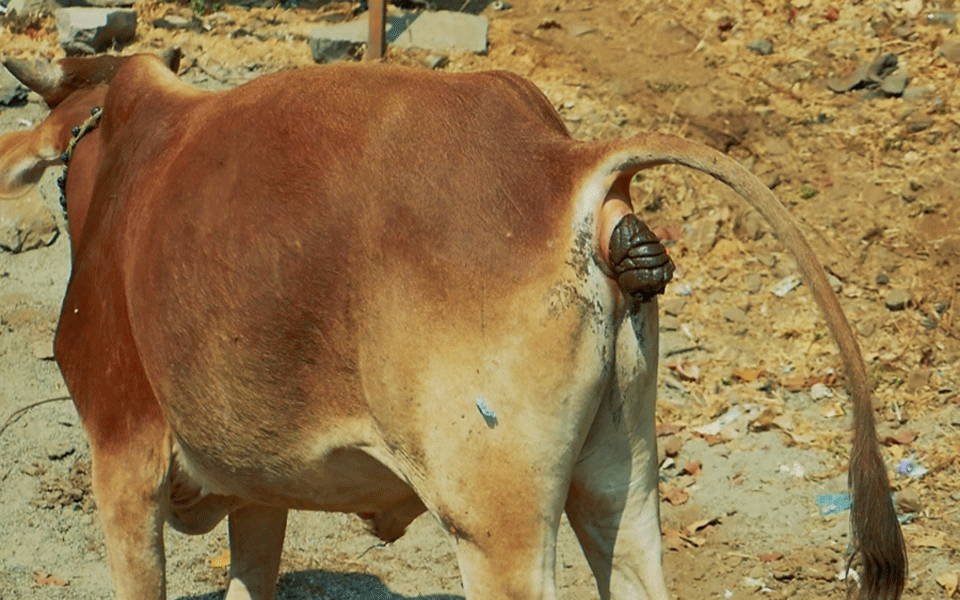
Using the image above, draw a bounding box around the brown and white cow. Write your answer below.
[0,50,905,600]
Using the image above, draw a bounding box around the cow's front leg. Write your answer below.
[90,436,171,600]
[225,504,288,600]
[566,301,671,600]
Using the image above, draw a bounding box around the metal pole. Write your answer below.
[368,0,386,60]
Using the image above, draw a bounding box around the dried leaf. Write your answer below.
[667,359,700,381]
[820,402,844,418]
[758,552,783,563]
[657,422,683,436]
[663,527,684,551]
[732,367,765,382]
[914,532,947,548]
[936,571,959,596]
[209,549,231,568]
[32,572,68,587]
[749,407,779,431]
[882,430,918,446]
[692,431,725,446]
[682,460,701,476]
[687,515,721,533]
[661,485,689,506]
[662,436,682,457]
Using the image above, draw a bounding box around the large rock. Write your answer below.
[56,7,137,55]
[0,67,28,107]
[309,10,488,59]
[5,0,55,16]
[0,194,59,253]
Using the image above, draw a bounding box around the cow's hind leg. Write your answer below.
[442,498,562,600]
[225,505,288,600]
[566,303,671,600]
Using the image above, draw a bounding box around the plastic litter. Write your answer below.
[810,382,834,400]
[771,274,801,297]
[897,457,928,478]
[475,397,498,428]
[816,493,851,516]
[691,407,742,436]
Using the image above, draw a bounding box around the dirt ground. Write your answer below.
[1,0,959,598]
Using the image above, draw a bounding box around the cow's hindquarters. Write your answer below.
[566,300,669,600]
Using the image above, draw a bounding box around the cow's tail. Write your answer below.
[590,132,907,600]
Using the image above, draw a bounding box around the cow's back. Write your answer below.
[71,60,606,505]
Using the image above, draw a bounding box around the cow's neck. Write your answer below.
[56,106,102,215]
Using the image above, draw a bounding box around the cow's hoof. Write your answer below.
[608,213,674,302]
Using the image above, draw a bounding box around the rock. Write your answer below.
[309,10,488,57]
[745,273,763,294]
[309,38,363,63]
[660,315,680,331]
[826,53,900,94]
[661,297,686,317]
[5,0,52,16]
[46,442,75,461]
[895,488,921,514]
[662,435,682,458]
[684,216,719,255]
[771,274,801,298]
[901,85,936,101]
[885,289,910,310]
[722,306,746,323]
[0,68,28,107]
[0,194,59,253]
[746,39,773,55]
[151,15,197,31]
[810,383,833,400]
[938,39,960,63]
[733,209,765,241]
[826,272,842,293]
[422,54,448,70]
[880,68,908,96]
[56,7,137,55]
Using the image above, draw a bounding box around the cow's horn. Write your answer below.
[2,57,63,98]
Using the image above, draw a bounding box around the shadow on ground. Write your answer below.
[179,570,464,600]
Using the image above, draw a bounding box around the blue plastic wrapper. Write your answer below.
[816,493,852,516]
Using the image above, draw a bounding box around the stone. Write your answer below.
[895,488,921,514]
[722,306,746,323]
[880,68,908,96]
[5,0,53,17]
[885,288,910,310]
[745,273,763,294]
[151,15,197,31]
[309,10,488,58]
[938,39,960,63]
[684,216,719,255]
[0,193,59,253]
[309,38,363,63]
[46,442,75,461]
[661,297,686,317]
[56,7,137,55]
[422,53,448,70]
[746,39,773,55]
[0,68,28,107]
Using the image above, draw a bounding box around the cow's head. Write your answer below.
[0,49,181,202]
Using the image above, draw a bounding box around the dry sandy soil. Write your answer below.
[1,0,960,598]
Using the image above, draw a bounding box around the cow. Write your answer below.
[0,49,906,600]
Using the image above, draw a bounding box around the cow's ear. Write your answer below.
[0,128,61,199]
